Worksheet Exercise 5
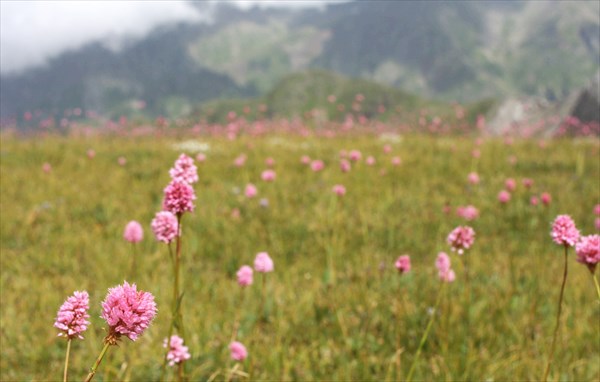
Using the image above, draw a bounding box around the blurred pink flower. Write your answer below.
[164,335,191,366]
[163,179,196,215]
[124,221,143,243]
[301,155,311,165]
[456,205,479,221]
[340,159,351,173]
[230,341,248,361]
[151,211,178,243]
[349,150,362,162]
[169,154,198,184]
[467,172,480,185]
[595,218,600,231]
[498,190,511,204]
[394,255,411,274]
[505,178,516,192]
[234,154,247,167]
[436,252,455,283]
[575,234,600,273]
[311,160,324,172]
[541,192,552,206]
[196,153,206,162]
[54,291,90,339]
[530,196,539,206]
[237,265,253,286]
[391,156,402,166]
[383,144,392,154]
[265,157,275,167]
[101,281,157,342]
[332,184,346,196]
[551,215,580,247]
[87,149,95,159]
[522,178,534,189]
[42,162,52,173]
[245,183,258,198]
[366,156,376,166]
[261,170,276,182]
[594,204,600,216]
[254,252,274,273]
[447,226,475,255]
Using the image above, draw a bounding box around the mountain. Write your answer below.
[1,0,598,122]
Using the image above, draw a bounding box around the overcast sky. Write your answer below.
[0,1,331,75]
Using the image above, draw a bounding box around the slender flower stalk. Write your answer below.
[63,339,71,382]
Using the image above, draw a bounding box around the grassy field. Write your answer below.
[1,132,599,381]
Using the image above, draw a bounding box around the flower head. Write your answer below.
[551,215,580,247]
[163,179,196,215]
[447,226,475,255]
[394,255,411,274]
[101,281,157,342]
[151,211,178,243]
[230,341,248,361]
[245,183,258,198]
[254,252,274,273]
[505,178,516,192]
[123,220,143,243]
[237,265,253,287]
[498,190,511,204]
[164,335,191,366]
[311,160,324,172]
[169,154,198,184]
[261,170,276,182]
[54,291,90,339]
[467,172,480,185]
[349,150,362,162]
[541,192,552,206]
[332,184,346,196]
[456,205,479,221]
[435,252,454,282]
[575,234,599,273]
[339,159,351,173]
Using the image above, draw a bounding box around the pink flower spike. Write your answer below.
[447,226,475,255]
[311,160,324,172]
[467,172,480,185]
[245,183,258,198]
[366,156,376,166]
[551,215,580,247]
[541,192,552,206]
[124,221,143,243]
[151,211,178,243]
[163,179,196,215]
[164,335,191,366]
[440,269,456,283]
[169,154,198,184]
[498,190,511,204]
[261,170,276,182]
[436,252,454,283]
[576,235,600,273]
[505,178,516,192]
[339,159,351,173]
[237,265,253,287]
[349,150,362,162]
[394,255,411,274]
[100,281,157,342]
[456,205,479,221]
[54,291,90,340]
[332,184,346,196]
[254,252,274,273]
[230,341,248,361]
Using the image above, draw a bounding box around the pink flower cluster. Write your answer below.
[164,335,191,366]
[456,205,479,221]
[163,180,196,215]
[332,184,346,196]
[230,341,248,361]
[447,226,475,255]
[123,220,143,243]
[151,211,178,243]
[169,154,198,184]
[575,234,600,272]
[551,215,580,247]
[394,255,411,274]
[245,183,258,198]
[254,252,274,273]
[436,252,455,282]
[261,170,276,182]
[237,265,253,286]
[54,291,90,339]
[101,281,157,341]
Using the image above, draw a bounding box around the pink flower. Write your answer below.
[391,156,402,166]
[42,162,52,173]
[254,252,274,273]
[383,144,392,154]
[163,179,196,215]
[440,269,456,283]
[436,252,455,283]
[366,156,376,166]
[576,235,600,273]
[447,226,475,255]
[498,190,511,204]
[118,157,127,166]
[265,157,275,167]
[339,159,351,173]
[394,255,411,274]
[169,154,198,184]
[245,183,258,198]
[123,221,143,243]
[541,192,551,206]
[100,281,157,342]
[594,204,600,216]
[551,215,580,247]
[301,155,311,165]
[311,160,324,172]
[468,172,480,185]
[505,178,516,192]
[530,196,539,206]
[522,178,534,189]
[87,149,96,159]
[151,211,178,243]
[261,170,276,182]
[196,153,206,162]
[164,335,191,366]
[349,150,362,162]
[456,205,479,221]
[230,341,248,361]
[332,184,346,196]
[237,265,253,286]
[234,154,247,167]
[471,149,481,158]
[54,291,90,339]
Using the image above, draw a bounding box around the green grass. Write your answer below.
[0,133,599,381]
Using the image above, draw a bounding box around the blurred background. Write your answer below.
[1,0,599,135]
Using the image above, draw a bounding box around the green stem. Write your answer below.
[63,338,71,382]
[259,273,266,321]
[542,245,569,382]
[160,244,176,381]
[406,282,445,382]
[84,342,111,382]
[592,272,600,301]
[175,214,186,341]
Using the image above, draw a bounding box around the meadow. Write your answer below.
[0,130,599,381]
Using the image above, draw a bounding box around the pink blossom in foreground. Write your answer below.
[467,172,480,185]
[594,204,600,216]
[340,159,351,173]
[349,150,362,162]
[505,178,516,192]
[164,335,191,366]
[54,291,90,339]
[311,160,324,172]
[498,190,511,204]
[151,211,178,243]
[447,226,475,255]
[436,252,455,283]
[456,205,479,221]
[42,162,52,173]
[101,281,157,342]
[394,255,411,274]
[332,184,346,196]
[169,154,198,184]
[124,221,143,243]
[366,156,376,166]
[261,169,276,182]
[245,183,258,198]
[541,192,552,206]
[237,265,253,286]
[576,235,600,273]
[163,179,196,215]
[230,341,248,361]
[551,215,580,247]
[254,252,274,273]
